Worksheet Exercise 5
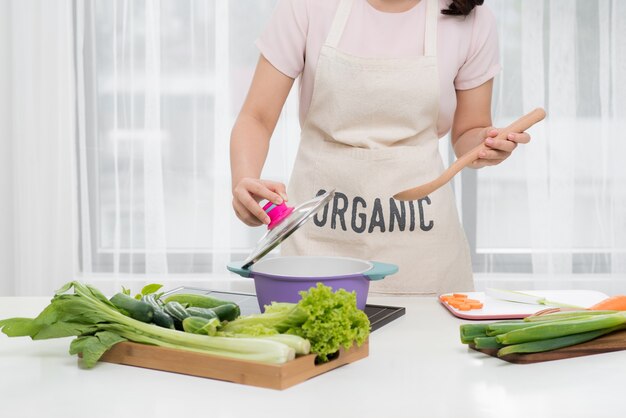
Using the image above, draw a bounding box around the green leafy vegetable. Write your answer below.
[140,283,163,296]
[69,332,127,368]
[182,316,220,335]
[220,283,370,362]
[0,281,295,367]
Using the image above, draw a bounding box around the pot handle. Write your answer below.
[364,261,399,281]
[227,262,252,278]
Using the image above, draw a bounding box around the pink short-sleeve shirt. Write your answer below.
[256,0,501,137]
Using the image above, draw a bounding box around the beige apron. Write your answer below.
[282,0,473,295]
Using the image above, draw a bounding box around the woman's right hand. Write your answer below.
[232,178,288,226]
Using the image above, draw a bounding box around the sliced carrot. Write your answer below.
[589,295,626,311]
[441,293,484,311]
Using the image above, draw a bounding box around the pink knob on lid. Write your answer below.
[263,201,294,230]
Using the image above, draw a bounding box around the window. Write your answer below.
[76,0,300,275]
[75,0,626,289]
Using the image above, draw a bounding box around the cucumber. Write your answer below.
[110,293,154,323]
[210,303,240,322]
[163,293,235,309]
[151,309,175,329]
[186,307,218,321]
[142,295,174,329]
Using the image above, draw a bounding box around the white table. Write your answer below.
[1,296,624,418]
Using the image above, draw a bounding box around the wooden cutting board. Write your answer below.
[470,329,626,364]
[91,340,368,390]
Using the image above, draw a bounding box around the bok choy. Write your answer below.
[0,281,296,367]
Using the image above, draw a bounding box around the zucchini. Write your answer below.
[163,301,190,321]
[163,293,235,309]
[142,295,174,329]
[110,293,154,323]
[141,294,163,310]
[186,307,218,321]
[163,301,190,330]
[210,303,240,322]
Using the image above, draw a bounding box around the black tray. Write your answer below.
[163,287,405,332]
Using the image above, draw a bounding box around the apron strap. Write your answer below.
[327,0,438,56]
[424,0,438,57]
[325,0,354,48]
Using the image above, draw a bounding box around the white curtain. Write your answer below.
[0,0,78,296]
[2,0,625,295]
[74,0,300,289]
[478,0,626,291]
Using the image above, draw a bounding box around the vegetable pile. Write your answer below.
[0,281,370,367]
[460,309,626,357]
[220,283,370,361]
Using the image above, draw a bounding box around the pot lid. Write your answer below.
[241,189,335,269]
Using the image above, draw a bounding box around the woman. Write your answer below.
[230,0,531,294]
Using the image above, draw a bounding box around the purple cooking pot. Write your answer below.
[227,256,398,311]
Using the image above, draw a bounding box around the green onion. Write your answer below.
[497,325,626,357]
[486,321,542,336]
[460,321,525,343]
[473,336,505,350]
[495,313,626,345]
[460,323,490,344]
[523,310,618,322]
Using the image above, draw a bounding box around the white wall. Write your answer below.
[0,1,15,295]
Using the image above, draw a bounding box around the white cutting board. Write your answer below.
[440,290,609,320]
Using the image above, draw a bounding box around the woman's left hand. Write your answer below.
[472,128,531,168]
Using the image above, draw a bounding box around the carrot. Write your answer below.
[441,293,484,311]
[589,295,626,311]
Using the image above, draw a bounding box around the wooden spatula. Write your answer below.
[393,107,546,201]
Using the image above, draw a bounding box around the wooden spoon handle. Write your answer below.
[449,107,546,175]
[393,108,546,201]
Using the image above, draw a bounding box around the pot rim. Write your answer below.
[249,255,373,279]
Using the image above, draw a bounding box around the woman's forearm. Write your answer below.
[451,80,494,167]
[452,126,487,158]
[230,113,272,189]
[230,55,294,190]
